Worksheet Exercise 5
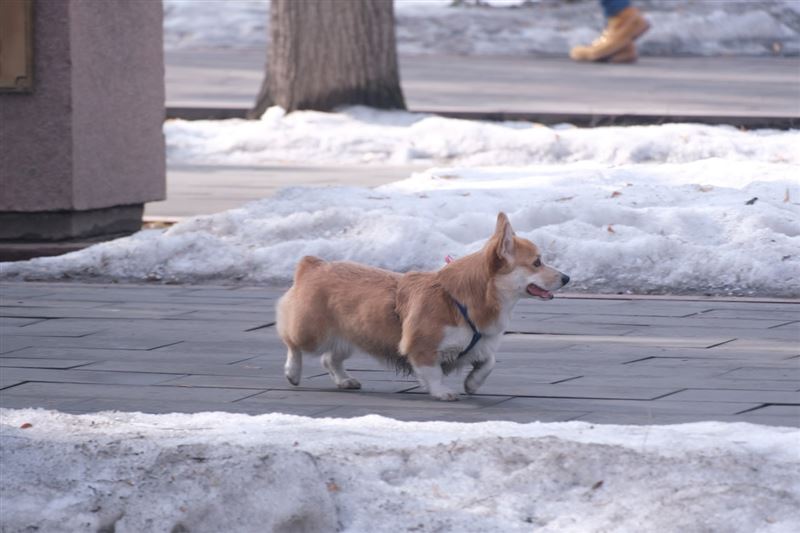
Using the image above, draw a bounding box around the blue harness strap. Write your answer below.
[452,298,483,358]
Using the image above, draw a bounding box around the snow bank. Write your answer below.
[166,106,800,167]
[2,157,798,296]
[2,410,798,533]
[163,0,800,57]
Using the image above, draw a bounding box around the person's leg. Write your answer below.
[600,0,631,19]
[571,0,649,62]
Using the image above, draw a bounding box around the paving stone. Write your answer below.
[0,367,184,386]
[572,412,794,426]
[0,347,259,365]
[302,373,420,394]
[495,397,760,416]
[0,337,31,354]
[462,382,681,400]
[155,340,276,355]
[77,360,291,378]
[0,317,47,327]
[160,374,314,390]
[658,389,800,405]
[1,382,260,403]
[60,398,332,416]
[0,305,190,320]
[505,321,636,336]
[0,394,89,411]
[709,339,799,355]
[747,404,800,418]
[316,406,586,423]
[721,366,800,381]
[2,335,186,351]
[551,315,791,330]
[0,377,25,390]
[245,389,512,410]
[700,308,800,321]
[0,357,93,369]
[559,375,800,391]
[1,324,104,338]
[1,282,797,426]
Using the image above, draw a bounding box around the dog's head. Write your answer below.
[487,212,569,300]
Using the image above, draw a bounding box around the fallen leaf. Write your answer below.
[607,225,616,234]
[418,193,429,199]
[784,189,790,203]
[20,423,32,429]
[592,480,604,490]
[772,42,782,55]
[459,192,471,197]
[745,197,758,205]
[435,174,460,180]
[555,196,574,202]
[782,255,792,261]
[326,480,340,493]
[610,191,622,198]
[367,196,390,200]
[697,185,714,193]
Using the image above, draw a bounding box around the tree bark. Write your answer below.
[249,0,406,117]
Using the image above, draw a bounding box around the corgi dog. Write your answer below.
[276,212,569,400]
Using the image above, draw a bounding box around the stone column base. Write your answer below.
[0,204,143,241]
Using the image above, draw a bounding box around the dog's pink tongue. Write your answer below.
[527,284,554,299]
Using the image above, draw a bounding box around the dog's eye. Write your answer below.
[533,259,542,268]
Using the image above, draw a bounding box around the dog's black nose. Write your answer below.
[561,274,570,286]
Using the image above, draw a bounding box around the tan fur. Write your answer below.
[276,212,569,400]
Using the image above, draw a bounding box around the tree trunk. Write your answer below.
[249,0,406,117]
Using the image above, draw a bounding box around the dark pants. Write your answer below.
[601,0,630,18]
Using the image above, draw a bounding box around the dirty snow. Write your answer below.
[163,0,800,57]
[2,158,798,296]
[2,410,799,532]
[165,106,800,167]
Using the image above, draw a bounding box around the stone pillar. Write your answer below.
[0,0,165,249]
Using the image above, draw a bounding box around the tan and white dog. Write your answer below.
[276,212,569,400]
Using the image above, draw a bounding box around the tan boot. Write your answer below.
[607,42,638,63]
[570,7,650,62]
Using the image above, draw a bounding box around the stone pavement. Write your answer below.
[166,51,800,122]
[146,163,424,218]
[1,282,798,426]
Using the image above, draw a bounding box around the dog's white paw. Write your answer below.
[464,380,480,395]
[285,372,300,386]
[431,390,459,401]
[337,378,362,390]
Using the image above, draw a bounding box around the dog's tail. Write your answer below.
[294,255,325,283]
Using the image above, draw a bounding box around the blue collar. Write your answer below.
[451,298,483,358]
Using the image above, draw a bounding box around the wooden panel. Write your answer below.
[0,0,33,92]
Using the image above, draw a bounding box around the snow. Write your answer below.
[3,109,798,297]
[165,106,800,167]
[2,410,798,532]
[163,0,800,57]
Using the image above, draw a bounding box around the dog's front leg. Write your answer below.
[464,353,495,395]
[412,361,459,401]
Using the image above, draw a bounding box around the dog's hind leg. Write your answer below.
[464,353,495,394]
[321,343,361,389]
[284,346,303,386]
[412,361,458,401]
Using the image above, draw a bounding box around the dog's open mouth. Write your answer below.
[526,283,554,300]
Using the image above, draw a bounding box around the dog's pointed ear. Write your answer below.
[494,212,515,265]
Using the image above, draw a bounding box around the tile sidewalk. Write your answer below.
[1,282,798,426]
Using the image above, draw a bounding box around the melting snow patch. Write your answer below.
[165,107,800,167]
[1,410,799,532]
[2,156,798,296]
